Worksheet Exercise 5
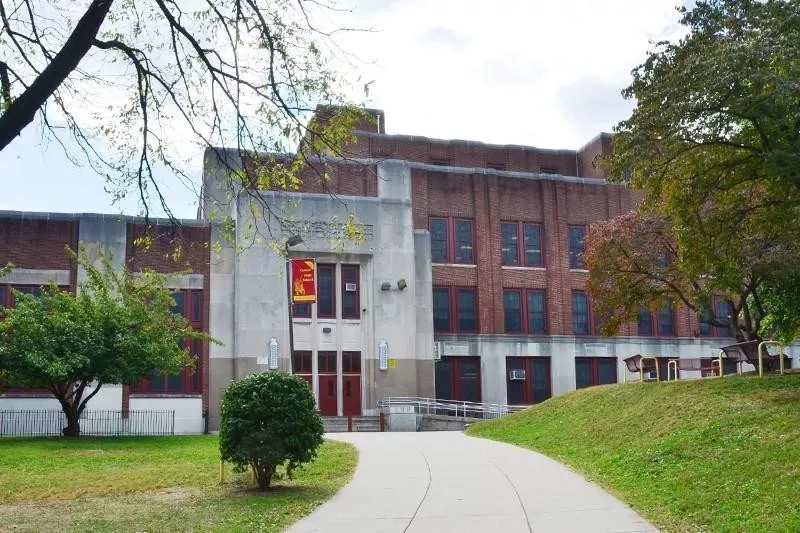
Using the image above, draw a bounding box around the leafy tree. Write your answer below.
[592,0,800,342]
[0,251,207,436]
[0,1,368,223]
[219,371,323,490]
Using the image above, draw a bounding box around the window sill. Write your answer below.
[569,268,589,273]
[501,265,546,271]
[0,393,53,398]
[129,393,202,399]
[432,263,477,268]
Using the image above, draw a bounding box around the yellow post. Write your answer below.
[667,360,678,381]
[640,356,659,382]
[758,341,786,377]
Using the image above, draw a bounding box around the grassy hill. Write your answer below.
[467,375,800,533]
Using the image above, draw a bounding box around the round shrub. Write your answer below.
[219,372,324,490]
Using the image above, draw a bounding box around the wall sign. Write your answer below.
[291,259,317,303]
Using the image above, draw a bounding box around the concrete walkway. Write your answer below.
[289,432,657,533]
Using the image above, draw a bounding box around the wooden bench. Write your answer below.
[624,354,725,382]
[720,340,789,376]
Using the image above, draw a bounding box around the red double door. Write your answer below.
[317,351,361,417]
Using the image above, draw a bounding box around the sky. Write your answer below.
[0,0,687,219]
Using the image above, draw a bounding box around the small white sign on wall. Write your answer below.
[443,343,470,356]
[379,341,389,371]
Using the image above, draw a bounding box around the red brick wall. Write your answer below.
[0,218,77,271]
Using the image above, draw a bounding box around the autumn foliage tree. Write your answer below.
[591,0,800,343]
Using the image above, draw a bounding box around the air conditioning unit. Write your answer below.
[345,282,357,292]
[433,341,442,361]
[509,369,526,381]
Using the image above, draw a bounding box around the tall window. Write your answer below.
[429,217,475,264]
[698,305,714,336]
[503,289,547,334]
[572,291,590,335]
[317,264,336,318]
[506,357,551,405]
[637,307,653,336]
[133,289,203,395]
[715,300,733,337]
[657,303,674,336]
[638,303,675,336]
[699,298,734,337]
[501,222,543,267]
[292,351,312,373]
[341,265,360,319]
[575,358,617,389]
[568,226,586,269]
[432,286,477,333]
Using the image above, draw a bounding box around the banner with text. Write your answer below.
[291,259,317,303]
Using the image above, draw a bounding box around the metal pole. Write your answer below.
[286,250,295,374]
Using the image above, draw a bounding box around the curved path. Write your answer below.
[289,432,657,533]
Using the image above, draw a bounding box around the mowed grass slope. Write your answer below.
[0,435,357,532]
[468,375,800,533]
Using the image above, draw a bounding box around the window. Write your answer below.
[572,291,591,335]
[317,264,336,318]
[698,306,714,336]
[318,351,337,373]
[342,351,361,373]
[501,223,519,265]
[540,167,559,174]
[575,357,617,389]
[699,298,734,337]
[715,299,733,337]
[430,158,450,166]
[504,290,522,333]
[568,226,586,269]
[506,357,551,405]
[341,265,360,319]
[503,289,547,335]
[293,303,311,318]
[133,289,204,395]
[501,222,543,267]
[429,217,475,264]
[432,286,477,333]
[293,351,312,373]
[487,163,506,171]
[638,303,674,336]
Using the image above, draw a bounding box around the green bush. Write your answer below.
[219,372,324,490]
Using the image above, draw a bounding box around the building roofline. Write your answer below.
[0,210,208,226]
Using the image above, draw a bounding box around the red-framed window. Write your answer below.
[293,302,312,318]
[699,298,734,337]
[434,356,482,403]
[341,265,360,319]
[501,222,543,267]
[432,286,477,333]
[637,303,675,336]
[572,290,593,335]
[293,351,313,373]
[318,351,337,373]
[429,217,475,264]
[503,289,547,334]
[568,225,586,269]
[506,357,551,405]
[317,264,336,318]
[132,289,203,395]
[342,351,361,374]
[575,357,617,389]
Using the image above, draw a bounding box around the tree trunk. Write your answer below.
[62,404,81,437]
[252,462,276,491]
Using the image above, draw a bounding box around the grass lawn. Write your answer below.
[468,375,800,533]
[0,435,357,532]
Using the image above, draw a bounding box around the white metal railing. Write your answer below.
[377,396,527,419]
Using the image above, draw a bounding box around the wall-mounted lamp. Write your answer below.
[378,340,389,371]
[396,279,407,291]
[380,282,391,291]
[268,338,280,370]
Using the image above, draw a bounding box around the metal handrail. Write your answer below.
[377,396,526,419]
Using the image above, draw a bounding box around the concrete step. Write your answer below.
[322,416,382,433]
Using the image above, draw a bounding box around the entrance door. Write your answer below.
[435,356,482,403]
[342,351,362,416]
[318,351,337,416]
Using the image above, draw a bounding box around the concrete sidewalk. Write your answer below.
[288,432,657,533]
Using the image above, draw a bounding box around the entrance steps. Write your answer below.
[322,415,383,433]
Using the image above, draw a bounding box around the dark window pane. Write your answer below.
[523,224,543,267]
[342,265,360,319]
[433,288,451,333]
[430,218,448,262]
[572,292,589,335]
[456,289,476,332]
[166,372,185,393]
[293,351,312,373]
[638,307,653,336]
[435,359,453,400]
[530,358,551,403]
[0,286,5,308]
[527,291,546,334]
[715,300,733,337]
[457,359,481,403]
[657,304,674,335]
[318,265,335,317]
[171,291,185,316]
[343,351,361,373]
[504,290,522,333]
[597,359,617,385]
[454,220,474,263]
[568,226,585,269]
[501,223,519,265]
[698,305,713,336]
[192,291,202,322]
[293,303,311,318]
[575,359,592,389]
[318,351,337,373]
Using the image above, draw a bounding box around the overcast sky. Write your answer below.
[0,0,687,218]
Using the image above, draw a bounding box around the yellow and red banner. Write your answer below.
[291,259,317,303]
